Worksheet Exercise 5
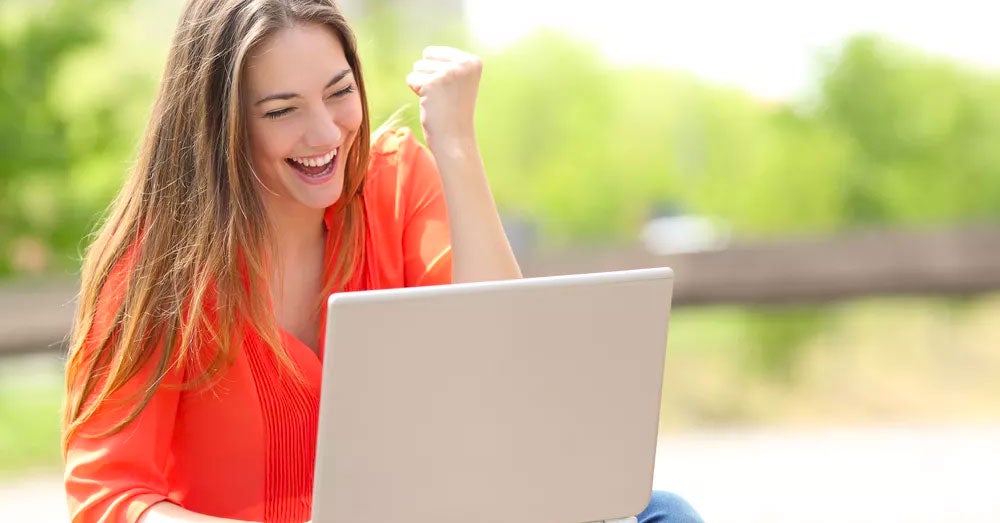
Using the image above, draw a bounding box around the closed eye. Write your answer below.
[264,107,293,120]
[328,84,356,99]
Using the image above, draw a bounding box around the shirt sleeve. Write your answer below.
[398,132,453,287]
[63,249,182,523]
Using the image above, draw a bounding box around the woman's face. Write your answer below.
[244,22,363,215]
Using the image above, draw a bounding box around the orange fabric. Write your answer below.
[63,128,452,523]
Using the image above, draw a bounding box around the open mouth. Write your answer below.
[285,148,338,180]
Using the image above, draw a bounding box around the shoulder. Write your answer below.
[369,126,427,163]
[367,126,437,185]
[365,127,441,216]
[86,238,143,342]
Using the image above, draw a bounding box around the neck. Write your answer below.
[265,198,327,268]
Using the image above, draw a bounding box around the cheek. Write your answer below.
[248,119,295,166]
[337,97,364,137]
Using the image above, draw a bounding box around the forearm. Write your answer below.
[429,136,522,283]
[139,501,259,523]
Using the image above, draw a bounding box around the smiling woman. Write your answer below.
[59,0,522,520]
[58,1,698,523]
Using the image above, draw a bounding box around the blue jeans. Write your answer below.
[636,491,703,523]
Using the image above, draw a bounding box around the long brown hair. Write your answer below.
[63,0,371,449]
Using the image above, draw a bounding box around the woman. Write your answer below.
[62,1,703,522]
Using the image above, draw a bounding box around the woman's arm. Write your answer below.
[139,502,258,523]
[430,136,522,283]
[406,46,522,284]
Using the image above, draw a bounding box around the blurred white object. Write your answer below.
[640,215,730,255]
[653,425,1000,523]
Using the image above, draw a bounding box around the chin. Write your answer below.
[295,177,345,210]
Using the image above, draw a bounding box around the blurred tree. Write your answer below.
[476,32,620,242]
[818,35,1000,226]
[0,0,129,276]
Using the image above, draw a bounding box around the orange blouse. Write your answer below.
[63,128,453,523]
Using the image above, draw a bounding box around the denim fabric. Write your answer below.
[635,490,704,523]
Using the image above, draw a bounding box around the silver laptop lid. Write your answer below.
[313,267,674,523]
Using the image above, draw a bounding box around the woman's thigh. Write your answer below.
[635,490,704,523]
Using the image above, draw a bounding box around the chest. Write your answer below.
[170,331,322,521]
[274,257,325,356]
[277,303,321,356]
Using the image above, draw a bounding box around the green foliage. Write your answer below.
[476,32,1000,242]
[0,0,135,276]
[477,32,625,240]
[818,35,1000,226]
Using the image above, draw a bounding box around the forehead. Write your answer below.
[244,22,350,96]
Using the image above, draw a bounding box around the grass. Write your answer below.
[0,355,65,477]
[659,293,1000,430]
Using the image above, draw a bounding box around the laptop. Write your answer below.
[311,267,674,523]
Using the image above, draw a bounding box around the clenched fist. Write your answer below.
[406,46,483,152]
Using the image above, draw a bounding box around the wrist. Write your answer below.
[425,131,478,160]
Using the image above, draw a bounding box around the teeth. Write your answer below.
[291,149,337,167]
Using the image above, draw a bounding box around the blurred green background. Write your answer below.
[1,0,999,482]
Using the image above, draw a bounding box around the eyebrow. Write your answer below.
[253,68,353,106]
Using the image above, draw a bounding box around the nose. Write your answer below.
[302,105,342,151]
